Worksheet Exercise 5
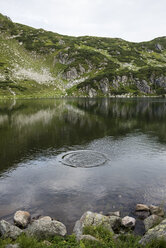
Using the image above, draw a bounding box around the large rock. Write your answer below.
[109,216,122,232]
[14,210,31,228]
[144,214,163,232]
[0,220,22,240]
[135,204,150,219]
[136,204,149,211]
[122,216,136,229]
[149,205,165,217]
[25,217,66,239]
[140,219,166,245]
[73,211,114,239]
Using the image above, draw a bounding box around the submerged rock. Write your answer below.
[140,219,166,245]
[135,210,150,220]
[0,220,22,240]
[25,217,66,239]
[144,214,163,232]
[14,210,31,228]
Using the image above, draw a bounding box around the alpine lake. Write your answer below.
[0,97,166,234]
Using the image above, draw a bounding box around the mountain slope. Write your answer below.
[0,13,166,98]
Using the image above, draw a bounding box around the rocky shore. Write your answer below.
[0,204,166,247]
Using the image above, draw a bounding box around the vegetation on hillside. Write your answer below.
[0,13,166,98]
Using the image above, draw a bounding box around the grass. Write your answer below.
[1,225,166,248]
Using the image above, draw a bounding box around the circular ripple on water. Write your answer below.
[61,150,107,168]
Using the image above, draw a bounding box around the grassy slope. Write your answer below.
[0,13,166,98]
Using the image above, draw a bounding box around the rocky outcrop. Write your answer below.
[0,220,22,240]
[55,52,75,65]
[64,67,78,80]
[140,219,166,245]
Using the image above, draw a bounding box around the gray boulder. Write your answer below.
[144,214,163,232]
[135,204,150,219]
[73,211,114,239]
[0,220,22,240]
[25,217,66,239]
[122,216,136,229]
[14,210,31,228]
[109,216,122,232]
[140,219,166,245]
[149,205,165,217]
[136,204,149,211]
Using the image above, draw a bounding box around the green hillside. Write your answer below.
[0,13,166,98]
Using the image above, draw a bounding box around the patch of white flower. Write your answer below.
[13,67,55,84]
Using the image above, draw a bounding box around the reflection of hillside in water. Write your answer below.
[0,98,166,173]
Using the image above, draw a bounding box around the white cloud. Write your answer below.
[0,0,165,41]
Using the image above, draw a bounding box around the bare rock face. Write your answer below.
[0,220,22,240]
[122,216,136,229]
[144,214,163,232]
[14,210,31,228]
[25,217,67,239]
[149,205,165,217]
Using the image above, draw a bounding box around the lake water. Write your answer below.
[0,98,166,233]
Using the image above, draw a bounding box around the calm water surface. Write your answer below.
[0,98,166,233]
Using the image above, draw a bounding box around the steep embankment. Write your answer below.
[0,13,166,98]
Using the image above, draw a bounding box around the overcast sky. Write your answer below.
[1,0,165,42]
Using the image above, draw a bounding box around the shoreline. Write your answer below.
[0,204,166,247]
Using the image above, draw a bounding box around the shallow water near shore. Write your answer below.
[0,97,166,234]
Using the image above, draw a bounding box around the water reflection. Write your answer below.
[0,98,166,233]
